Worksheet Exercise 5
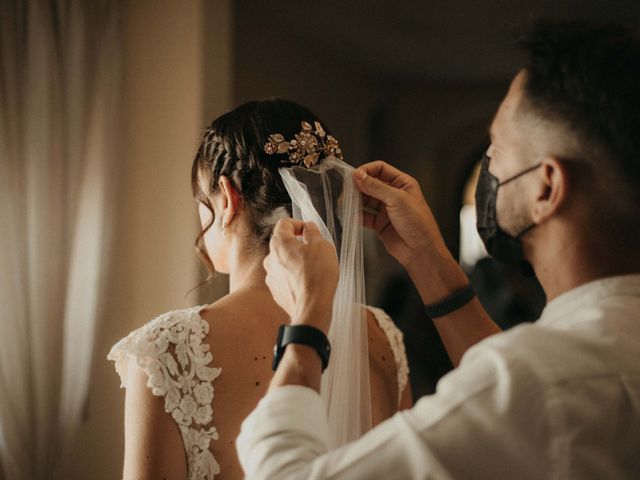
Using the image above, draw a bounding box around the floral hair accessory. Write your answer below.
[264,121,343,168]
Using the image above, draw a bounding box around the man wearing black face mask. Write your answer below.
[237,21,640,479]
[475,153,541,276]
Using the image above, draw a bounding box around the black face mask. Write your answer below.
[475,154,541,276]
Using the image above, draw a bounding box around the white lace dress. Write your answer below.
[108,304,409,480]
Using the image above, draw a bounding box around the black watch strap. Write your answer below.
[424,283,476,319]
[272,325,331,372]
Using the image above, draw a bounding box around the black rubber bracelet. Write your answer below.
[424,284,476,319]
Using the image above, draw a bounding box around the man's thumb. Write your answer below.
[302,222,322,243]
[353,170,396,204]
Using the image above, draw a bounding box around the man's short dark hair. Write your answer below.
[517,21,640,216]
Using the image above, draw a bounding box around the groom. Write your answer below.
[237,20,640,479]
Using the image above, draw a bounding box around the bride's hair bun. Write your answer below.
[191,98,343,273]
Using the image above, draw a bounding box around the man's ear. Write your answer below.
[531,157,569,224]
[218,176,242,226]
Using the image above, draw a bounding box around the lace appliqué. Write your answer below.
[366,306,410,403]
[108,306,222,480]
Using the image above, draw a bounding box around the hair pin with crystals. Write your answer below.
[264,121,343,168]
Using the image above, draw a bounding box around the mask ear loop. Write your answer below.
[501,163,542,239]
[498,163,542,187]
[494,163,542,238]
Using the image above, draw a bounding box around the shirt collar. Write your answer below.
[538,274,640,327]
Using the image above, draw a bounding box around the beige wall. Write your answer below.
[61,1,232,478]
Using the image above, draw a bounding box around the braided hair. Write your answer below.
[191,98,336,274]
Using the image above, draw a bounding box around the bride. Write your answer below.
[109,98,412,479]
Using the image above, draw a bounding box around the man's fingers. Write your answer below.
[363,205,391,230]
[361,192,381,213]
[270,219,296,259]
[352,168,399,205]
[354,160,414,189]
[302,222,323,244]
[362,212,376,230]
[273,218,305,237]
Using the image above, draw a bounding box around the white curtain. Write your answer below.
[0,1,120,479]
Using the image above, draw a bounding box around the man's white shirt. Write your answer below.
[237,275,640,479]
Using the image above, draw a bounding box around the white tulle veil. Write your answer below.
[279,156,372,447]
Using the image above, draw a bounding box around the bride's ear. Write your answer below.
[218,175,242,227]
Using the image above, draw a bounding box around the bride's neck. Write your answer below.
[227,245,267,294]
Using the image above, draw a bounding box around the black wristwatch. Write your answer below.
[272,325,331,372]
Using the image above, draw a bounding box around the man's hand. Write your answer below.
[264,218,339,333]
[353,160,447,266]
[352,161,500,366]
[264,219,338,393]
[352,161,468,303]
